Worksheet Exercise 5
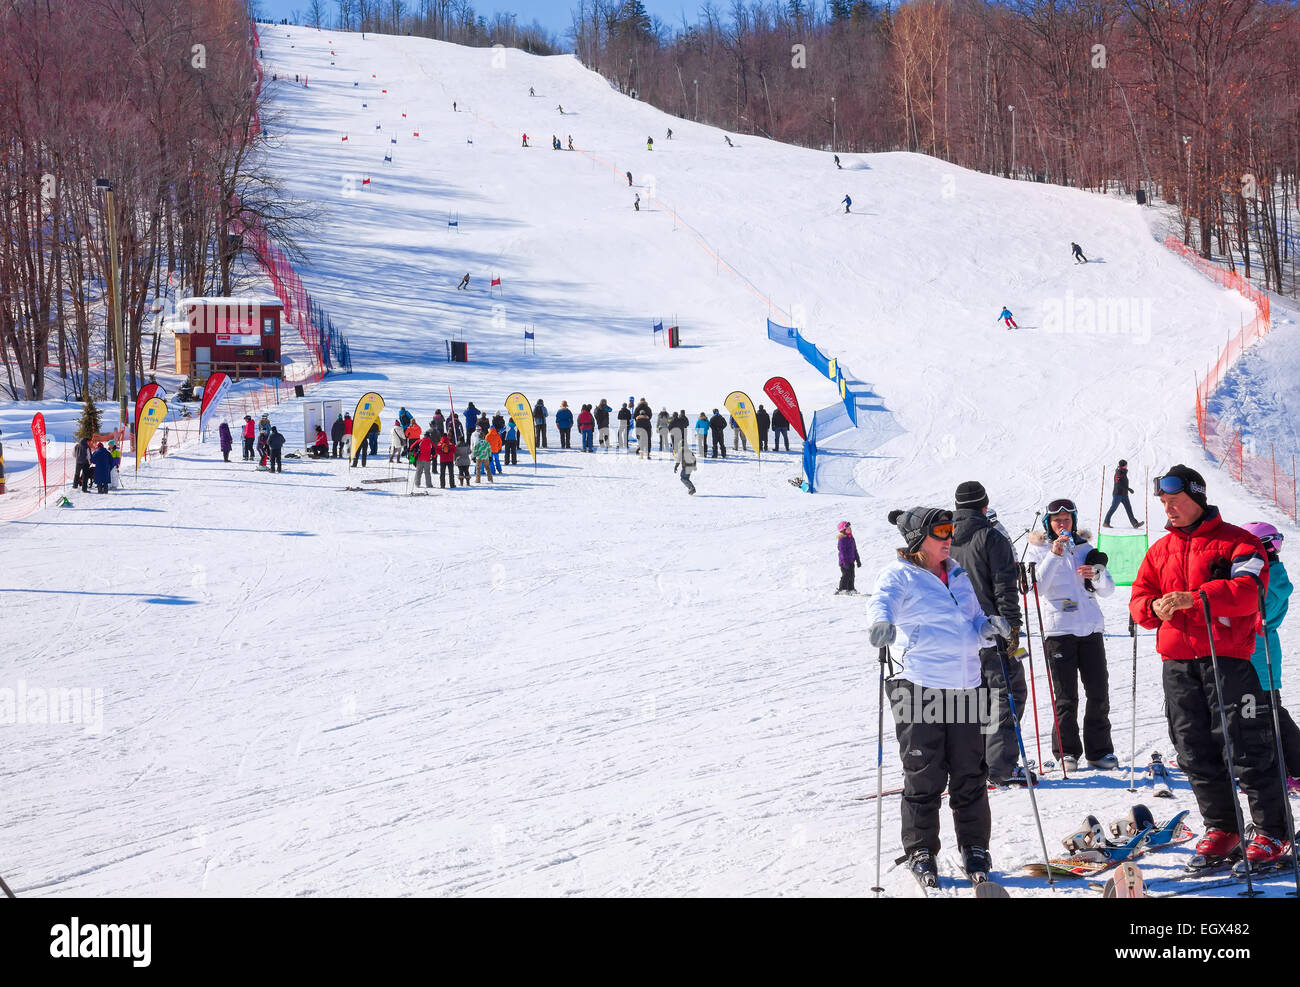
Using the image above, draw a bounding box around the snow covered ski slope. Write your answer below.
[4,25,1297,898]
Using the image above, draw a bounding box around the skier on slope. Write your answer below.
[634,193,640,212]
[1071,241,1088,264]
[834,154,842,170]
[950,480,1029,786]
[1026,497,1119,773]
[724,135,734,147]
[1243,522,1300,789]
[646,136,653,151]
[842,194,851,214]
[626,170,633,186]
[672,421,697,495]
[868,507,1005,885]
[522,133,529,147]
[1130,465,1289,870]
[999,306,1018,329]
[835,521,861,595]
[1103,459,1143,528]
[458,273,471,290]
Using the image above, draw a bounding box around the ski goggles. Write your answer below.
[929,522,955,540]
[1154,474,1205,497]
[1044,498,1077,515]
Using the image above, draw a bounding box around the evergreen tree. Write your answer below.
[76,394,103,442]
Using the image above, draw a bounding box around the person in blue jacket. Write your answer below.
[1244,521,1300,788]
[464,402,480,434]
[554,401,574,449]
[842,194,851,214]
[504,420,519,465]
[90,442,115,493]
[999,307,1018,330]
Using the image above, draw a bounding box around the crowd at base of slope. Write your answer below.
[855,465,1300,886]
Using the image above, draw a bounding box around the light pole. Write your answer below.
[1182,134,1192,205]
[831,96,837,153]
[95,178,128,431]
[1008,105,1016,178]
[693,79,698,122]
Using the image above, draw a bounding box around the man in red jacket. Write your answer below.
[1130,464,1287,868]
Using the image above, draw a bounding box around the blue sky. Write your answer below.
[253,0,701,46]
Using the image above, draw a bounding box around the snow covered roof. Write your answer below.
[177,296,282,308]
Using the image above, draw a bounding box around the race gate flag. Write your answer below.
[199,372,231,437]
[724,391,760,457]
[134,382,160,431]
[31,412,47,491]
[135,397,168,470]
[763,376,807,440]
[351,392,386,459]
[505,392,536,464]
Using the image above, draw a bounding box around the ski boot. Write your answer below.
[962,845,993,885]
[1184,828,1242,874]
[907,848,939,889]
[1234,833,1294,877]
[1107,804,1156,842]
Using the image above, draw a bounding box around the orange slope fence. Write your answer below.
[1168,235,1295,521]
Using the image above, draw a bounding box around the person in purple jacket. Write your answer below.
[836,521,862,595]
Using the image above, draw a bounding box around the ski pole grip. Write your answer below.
[1198,589,1211,621]
[878,646,889,666]
[1128,615,1135,637]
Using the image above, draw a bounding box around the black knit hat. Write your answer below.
[955,480,988,510]
[889,506,953,553]
[1161,464,1208,508]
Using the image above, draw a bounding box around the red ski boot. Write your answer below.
[1184,828,1241,874]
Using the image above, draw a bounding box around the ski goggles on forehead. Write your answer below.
[1045,498,1076,515]
[1154,474,1204,497]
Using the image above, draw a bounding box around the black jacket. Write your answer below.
[75,439,90,466]
[709,413,727,434]
[268,431,285,452]
[756,409,770,433]
[949,507,1022,628]
[1112,466,1133,496]
[772,409,789,430]
[595,404,610,428]
[331,418,345,441]
[617,406,632,423]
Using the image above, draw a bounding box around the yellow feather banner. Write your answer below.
[351,392,386,462]
[505,392,536,464]
[135,397,168,470]
[724,391,760,460]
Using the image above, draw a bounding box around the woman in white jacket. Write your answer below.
[868,506,1010,886]
[1025,497,1118,772]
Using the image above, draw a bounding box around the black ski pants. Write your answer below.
[1045,632,1113,761]
[710,430,726,458]
[1164,656,1286,837]
[758,428,768,451]
[504,440,518,465]
[1263,691,1300,777]
[889,677,991,855]
[270,450,282,472]
[772,428,789,451]
[979,645,1028,783]
[534,424,547,448]
[838,565,856,593]
[1104,493,1139,526]
[559,427,572,448]
[243,436,254,459]
[439,462,455,487]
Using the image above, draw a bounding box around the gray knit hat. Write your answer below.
[889,506,953,553]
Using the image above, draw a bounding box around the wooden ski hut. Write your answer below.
[170,296,284,379]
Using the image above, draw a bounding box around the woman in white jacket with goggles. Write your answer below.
[1025,497,1118,772]
[868,506,1010,886]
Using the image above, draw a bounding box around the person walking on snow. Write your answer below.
[595,400,611,450]
[218,421,233,462]
[1071,242,1088,264]
[868,506,1005,885]
[1243,522,1300,788]
[999,306,1018,329]
[673,427,697,495]
[842,194,851,214]
[708,409,728,459]
[836,521,861,595]
[1026,497,1118,772]
[1103,459,1143,528]
[1130,464,1289,869]
[557,104,564,114]
[950,480,1030,786]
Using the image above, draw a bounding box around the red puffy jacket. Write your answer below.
[1129,508,1268,661]
[416,436,434,462]
[435,436,456,463]
[577,410,594,430]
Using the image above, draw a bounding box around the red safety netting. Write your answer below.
[1168,235,1295,522]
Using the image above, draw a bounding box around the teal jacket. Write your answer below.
[1251,558,1291,689]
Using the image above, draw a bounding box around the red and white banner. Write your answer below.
[763,376,807,440]
[31,413,47,491]
[200,371,232,435]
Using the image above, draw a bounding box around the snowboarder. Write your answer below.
[950,480,1029,786]
[646,136,653,151]
[1103,459,1143,528]
[1130,465,1290,870]
[634,193,640,211]
[724,135,733,147]
[268,426,285,472]
[999,306,1018,329]
[218,421,233,462]
[674,428,697,494]
[626,170,633,186]
[1071,242,1088,264]
[557,104,563,114]
[1026,497,1118,773]
[836,521,861,594]
[868,506,1004,886]
[834,154,842,169]
[529,87,535,97]
[458,273,470,290]
[1243,522,1300,788]
[666,128,673,139]
[842,194,851,214]
[452,101,456,112]
[567,135,574,150]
